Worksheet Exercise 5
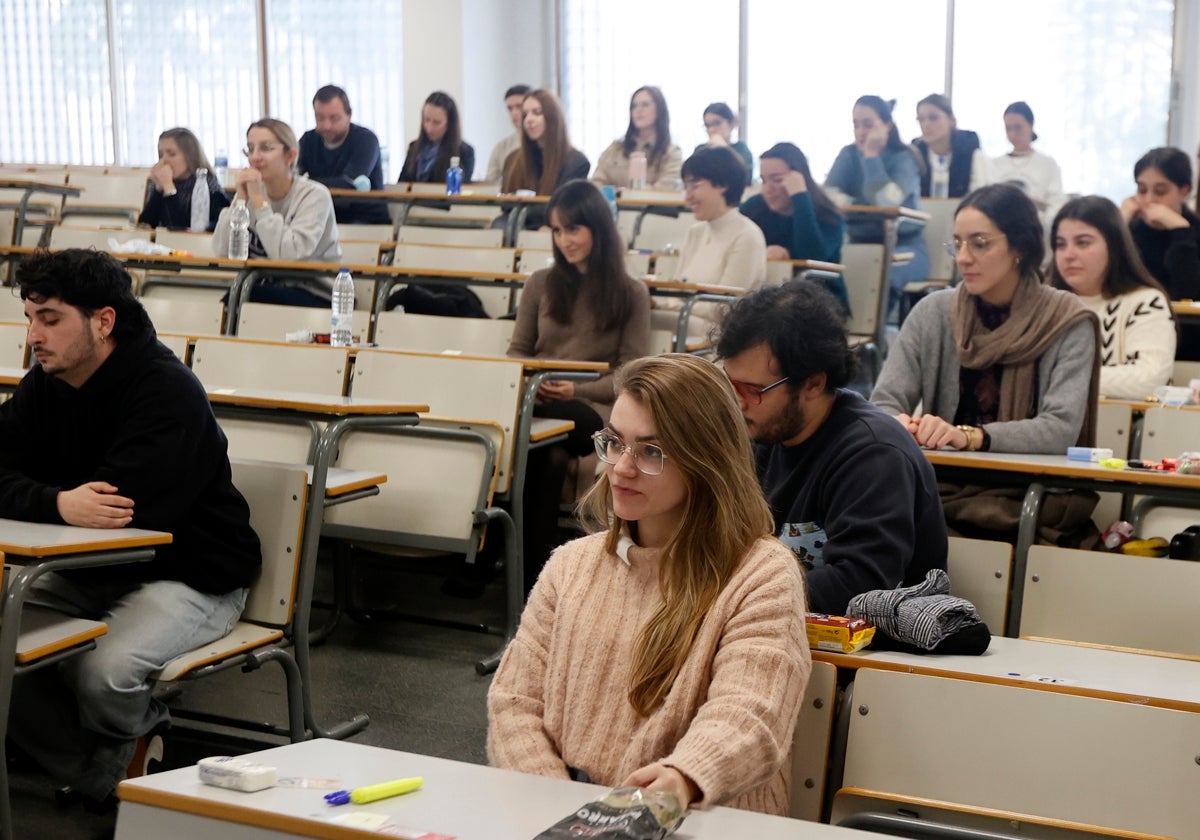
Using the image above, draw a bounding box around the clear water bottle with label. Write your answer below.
[228,198,251,259]
[190,168,210,232]
[331,267,355,347]
[446,155,463,195]
[629,151,647,189]
[214,151,229,189]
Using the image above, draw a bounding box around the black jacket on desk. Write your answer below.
[755,389,948,615]
[0,329,261,594]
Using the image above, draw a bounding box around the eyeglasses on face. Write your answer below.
[242,144,281,157]
[945,233,1007,259]
[592,430,667,476]
[726,375,790,406]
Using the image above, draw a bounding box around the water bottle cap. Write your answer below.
[339,266,350,272]
[196,168,208,176]
[450,156,460,166]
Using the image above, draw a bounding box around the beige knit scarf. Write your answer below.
[951,274,1101,446]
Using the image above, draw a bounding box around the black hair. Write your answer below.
[717,282,855,392]
[313,84,351,114]
[956,184,1045,281]
[702,102,736,123]
[17,249,152,343]
[1004,101,1038,142]
[1047,195,1172,300]
[681,146,747,207]
[544,179,636,332]
[917,93,955,119]
[1134,147,1193,191]
[759,142,843,225]
[505,84,532,99]
[854,95,909,154]
[623,86,672,167]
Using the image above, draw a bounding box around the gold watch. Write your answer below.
[956,425,979,451]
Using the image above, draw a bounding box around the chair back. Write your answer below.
[48,226,144,251]
[946,536,1012,635]
[920,198,960,282]
[396,224,503,248]
[231,460,309,627]
[841,243,886,340]
[374,311,514,356]
[789,660,836,821]
[0,322,28,368]
[141,296,224,336]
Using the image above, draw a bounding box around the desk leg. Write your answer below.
[476,508,519,675]
[1006,481,1045,637]
[11,188,34,251]
[224,268,259,335]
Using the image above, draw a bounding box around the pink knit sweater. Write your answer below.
[487,532,811,815]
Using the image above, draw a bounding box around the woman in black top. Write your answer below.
[138,127,230,231]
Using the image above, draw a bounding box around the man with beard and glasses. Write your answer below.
[717,282,946,614]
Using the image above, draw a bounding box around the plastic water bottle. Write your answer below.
[331,267,355,347]
[629,151,647,189]
[446,155,463,195]
[228,198,251,260]
[190,168,210,232]
[379,146,390,182]
[214,151,229,189]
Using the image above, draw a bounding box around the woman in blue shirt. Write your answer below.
[825,96,930,310]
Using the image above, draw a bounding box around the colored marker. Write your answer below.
[324,776,424,806]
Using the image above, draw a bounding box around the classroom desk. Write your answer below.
[1097,397,1199,459]
[0,178,81,246]
[923,450,1200,635]
[329,187,551,246]
[115,738,878,840]
[813,635,1200,713]
[643,277,745,352]
[207,388,426,739]
[1172,300,1200,323]
[0,520,170,840]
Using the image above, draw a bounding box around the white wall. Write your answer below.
[400,0,555,181]
[1169,0,1200,166]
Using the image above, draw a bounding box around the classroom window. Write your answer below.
[560,0,740,175]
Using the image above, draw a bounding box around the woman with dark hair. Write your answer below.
[694,102,752,173]
[592,86,682,190]
[138,127,230,231]
[911,93,989,199]
[873,184,1099,454]
[1048,196,1175,399]
[398,91,476,183]
[489,354,810,815]
[502,89,590,229]
[1121,147,1200,360]
[872,184,1101,545]
[825,96,930,305]
[660,146,767,333]
[990,102,1064,228]
[507,179,650,592]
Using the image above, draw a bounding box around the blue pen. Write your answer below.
[325,776,423,806]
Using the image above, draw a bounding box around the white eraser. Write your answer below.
[198,756,278,792]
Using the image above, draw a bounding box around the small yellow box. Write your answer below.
[805,613,876,653]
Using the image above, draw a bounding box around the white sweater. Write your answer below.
[1077,287,1175,400]
[991,150,1065,228]
[662,208,767,329]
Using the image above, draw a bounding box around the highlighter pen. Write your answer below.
[324,776,424,806]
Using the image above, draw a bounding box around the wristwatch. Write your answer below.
[956,425,981,451]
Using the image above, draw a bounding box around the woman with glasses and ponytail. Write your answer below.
[488,353,810,816]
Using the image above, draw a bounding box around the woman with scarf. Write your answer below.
[871,184,1100,542]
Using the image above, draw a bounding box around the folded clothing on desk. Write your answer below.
[847,568,989,655]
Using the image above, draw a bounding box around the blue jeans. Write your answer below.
[10,575,247,798]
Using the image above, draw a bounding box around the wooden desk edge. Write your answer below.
[529,419,575,442]
[810,649,1200,713]
[324,474,388,498]
[206,393,428,415]
[0,532,172,558]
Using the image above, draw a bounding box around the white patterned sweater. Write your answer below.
[1076,286,1176,400]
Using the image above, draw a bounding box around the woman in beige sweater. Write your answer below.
[488,354,811,815]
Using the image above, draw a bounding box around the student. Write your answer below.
[718,282,946,615]
[212,118,341,307]
[990,101,1065,229]
[488,353,810,816]
[398,91,476,184]
[296,85,390,225]
[1121,146,1200,359]
[507,179,650,592]
[911,93,989,199]
[660,146,766,333]
[825,96,929,305]
[694,102,753,174]
[592,86,682,191]
[872,184,1101,544]
[1047,196,1175,399]
[501,89,590,229]
[0,249,260,807]
[484,84,531,183]
[137,127,229,231]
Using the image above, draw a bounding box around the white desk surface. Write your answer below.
[924,450,1200,492]
[229,458,386,498]
[814,636,1200,712]
[0,519,171,558]
[116,739,877,840]
[206,387,428,416]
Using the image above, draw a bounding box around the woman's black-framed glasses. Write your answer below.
[726,375,790,406]
[592,430,667,476]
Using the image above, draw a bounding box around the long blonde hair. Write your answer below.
[582,354,776,716]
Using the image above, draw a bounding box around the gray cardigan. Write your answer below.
[870,288,1096,454]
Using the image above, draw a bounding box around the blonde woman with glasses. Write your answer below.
[212,118,341,306]
[488,354,810,816]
